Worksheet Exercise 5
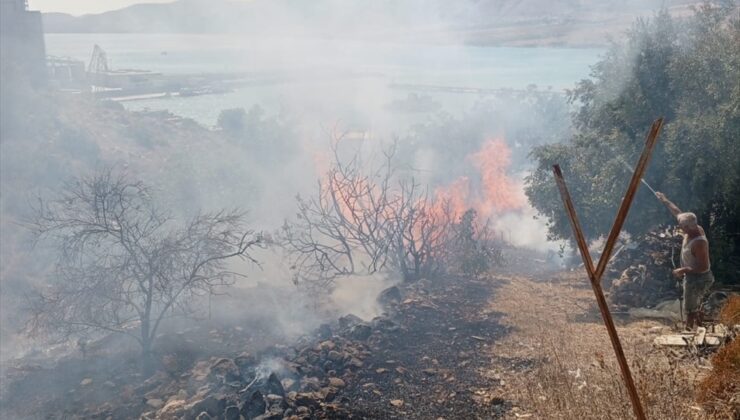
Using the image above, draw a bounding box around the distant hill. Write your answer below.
[42,0,704,46]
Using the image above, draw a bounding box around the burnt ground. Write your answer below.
[0,249,567,420]
[1,273,520,420]
[3,263,723,420]
[334,276,512,419]
[0,316,288,419]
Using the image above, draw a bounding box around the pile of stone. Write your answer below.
[80,288,405,420]
[605,228,682,309]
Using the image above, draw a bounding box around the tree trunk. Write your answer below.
[140,319,155,375]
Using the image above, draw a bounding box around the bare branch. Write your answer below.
[25,170,261,368]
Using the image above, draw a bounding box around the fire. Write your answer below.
[315,137,524,248]
[433,177,472,217]
[434,138,524,219]
[469,138,525,216]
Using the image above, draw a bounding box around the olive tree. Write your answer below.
[26,170,261,371]
[525,5,740,280]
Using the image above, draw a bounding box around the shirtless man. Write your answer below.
[655,192,713,329]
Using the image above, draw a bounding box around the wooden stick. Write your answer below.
[550,117,663,420]
[593,118,664,281]
[553,165,646,420]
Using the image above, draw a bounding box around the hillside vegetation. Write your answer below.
[526,5,740,281]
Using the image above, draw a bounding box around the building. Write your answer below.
[0,0,47,86]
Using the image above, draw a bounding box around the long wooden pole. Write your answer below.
[553,166,646,420]
[593,118,664,281]
[551,118,663,420]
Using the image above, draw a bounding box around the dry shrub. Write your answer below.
[697,295,740,417]
[696,339,740,416]
[496,276,736,419]
[521,330,702,419]
[718,295,740,325]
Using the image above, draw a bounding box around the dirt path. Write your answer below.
[484,272,714,420]
[337,276,512,419]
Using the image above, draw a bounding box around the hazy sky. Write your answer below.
[28,0,176,15]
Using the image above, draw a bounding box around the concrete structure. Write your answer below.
[47,56,87,89]
[0,0,47,86]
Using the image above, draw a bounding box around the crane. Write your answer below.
[87,44,110,92]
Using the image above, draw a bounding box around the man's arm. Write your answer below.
[655,192,682,218]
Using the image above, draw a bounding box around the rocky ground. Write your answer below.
[1,254,735,419]
[0,269,522,419]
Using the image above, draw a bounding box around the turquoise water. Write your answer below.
[45,34,603,125]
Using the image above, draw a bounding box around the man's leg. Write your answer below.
[695,272,714,326]
[683,276,700,330]
[685,312,697,329]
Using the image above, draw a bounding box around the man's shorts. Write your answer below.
[683,271,714,313]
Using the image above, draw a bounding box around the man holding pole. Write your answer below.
[655,192,714,330]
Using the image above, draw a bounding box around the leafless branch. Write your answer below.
[25,169,262,370]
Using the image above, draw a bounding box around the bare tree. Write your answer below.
[387,181,454,281]
[281,135,457,289]
[26,170,261,372]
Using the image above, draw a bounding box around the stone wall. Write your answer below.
[1,0,47,86]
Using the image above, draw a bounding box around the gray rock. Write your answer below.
[377,286,402,307]
[235,351,256,367]
[209,358,240,382]
[348,324,372,341]
[371,316,400,332]
[224,405,240,420]
[189,395,226,418]
[346,357,364,369]
[295,406,310,415]
[266,393,287,410]
[317,324,333,340]
[294,393,321,409]
[253,412,283,420]
[301,377,321,391]
[265,373,285,397]
[328,377,345,388]
[240,390,266,419]
[146,398,164,409]
[327,350,343,363]
[338,314,363,329]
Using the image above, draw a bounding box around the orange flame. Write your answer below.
[434,138,524,220]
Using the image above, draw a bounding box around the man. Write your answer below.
[655,192,713,329]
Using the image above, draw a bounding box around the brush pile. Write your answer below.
[605,228,682,309]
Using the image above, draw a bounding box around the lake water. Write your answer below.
[45,34,603,126]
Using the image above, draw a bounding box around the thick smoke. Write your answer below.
[3,0,686,363]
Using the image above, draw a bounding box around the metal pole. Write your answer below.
[550,117,663,420]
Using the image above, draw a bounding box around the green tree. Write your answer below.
[217,105,295,159]
[525,4,740,281]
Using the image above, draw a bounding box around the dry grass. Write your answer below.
[718,295,740,326]
[697,295,740,416]
[487,272,735,419]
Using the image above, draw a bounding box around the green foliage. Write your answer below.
[217,107,248,134]
[525,4,740,281]
[449,209,504,277]
[216,105,295,160]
